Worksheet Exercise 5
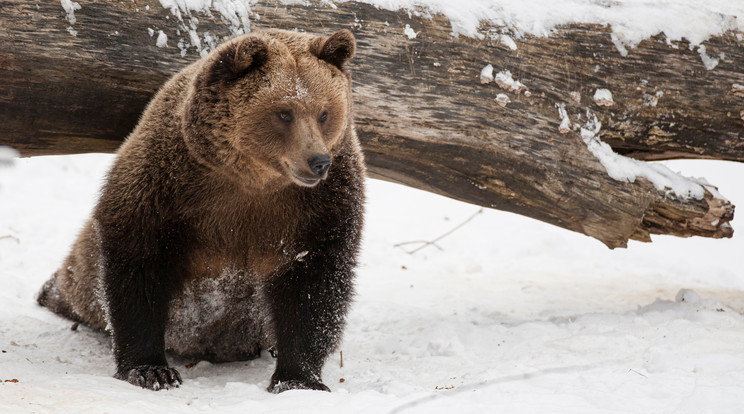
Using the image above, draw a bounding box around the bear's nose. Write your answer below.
[307,154,332,178]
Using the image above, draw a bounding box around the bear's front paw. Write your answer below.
[115,365,182,390]
[267,377,330,393]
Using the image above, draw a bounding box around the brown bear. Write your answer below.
[36,28,365,393]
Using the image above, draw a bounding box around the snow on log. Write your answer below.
[0,0,740,248]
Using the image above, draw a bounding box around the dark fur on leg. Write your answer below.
[264,178,362,393]
[265,253,355,393]
[98,216,189,391]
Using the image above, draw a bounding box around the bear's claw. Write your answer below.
[116,365,182,391]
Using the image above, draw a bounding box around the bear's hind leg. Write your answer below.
[37,274,82,324]
[37,221,110,330]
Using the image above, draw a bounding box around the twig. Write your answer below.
[389,359,628,414]
[0,235,20,244]
[340,350,344,369]
[394,208,484,254]
[392,240,444,251]
[628,368,647,378]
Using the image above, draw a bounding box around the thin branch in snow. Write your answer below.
[628,368,647,378]
[0,235,20,244]
[394,208,484,254]
[389,360,628,414]
[393,240,445,251]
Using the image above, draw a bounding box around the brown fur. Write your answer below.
[38,29,365,392]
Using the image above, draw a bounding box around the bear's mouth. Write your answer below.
[284,162,323,187]
[294,175,321,187]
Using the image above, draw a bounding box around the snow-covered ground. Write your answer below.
[1,154,743,413]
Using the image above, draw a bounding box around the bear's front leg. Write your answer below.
[99,226,185,391]
[264,247,356,393]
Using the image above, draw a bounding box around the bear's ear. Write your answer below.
[205,37,269,87]
[313,29,356,70]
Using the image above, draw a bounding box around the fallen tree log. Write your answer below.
[0,0,739,248]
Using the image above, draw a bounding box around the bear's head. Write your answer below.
[182,29,356,189]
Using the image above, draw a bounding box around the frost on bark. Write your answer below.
[0,0,740,248]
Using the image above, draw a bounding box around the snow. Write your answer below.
[157,0,254,56]
[342,0,744,60]
[556,103,571,134]
[0,146,20,167]
[482,69,528,105]
[157,30,169,48]
[642,90,663,107]
[2,154,743,413]
[500,34,517,51]
[579,111,706,200]
[146,0,742,69]
[697,44,720,70]
[494,70,526,93]
[60,0,81,37]
[60,0,80,25]
[148,0,744,52]
[494,93,510,107]
[610,32,629,57]
[403,24,418,39]
[276,76,310,101]
[479,64,493,84]
[592,88,614,107]
[158,0,252,35]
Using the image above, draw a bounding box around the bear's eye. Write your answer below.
[278,111,293,123]
[318,111,329,123]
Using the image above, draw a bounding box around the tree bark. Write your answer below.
[0,0,739,248]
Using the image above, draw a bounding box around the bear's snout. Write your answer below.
[307,154,332,179]
[284,152,332,187]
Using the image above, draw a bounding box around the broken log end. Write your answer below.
[640,186,735,242]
